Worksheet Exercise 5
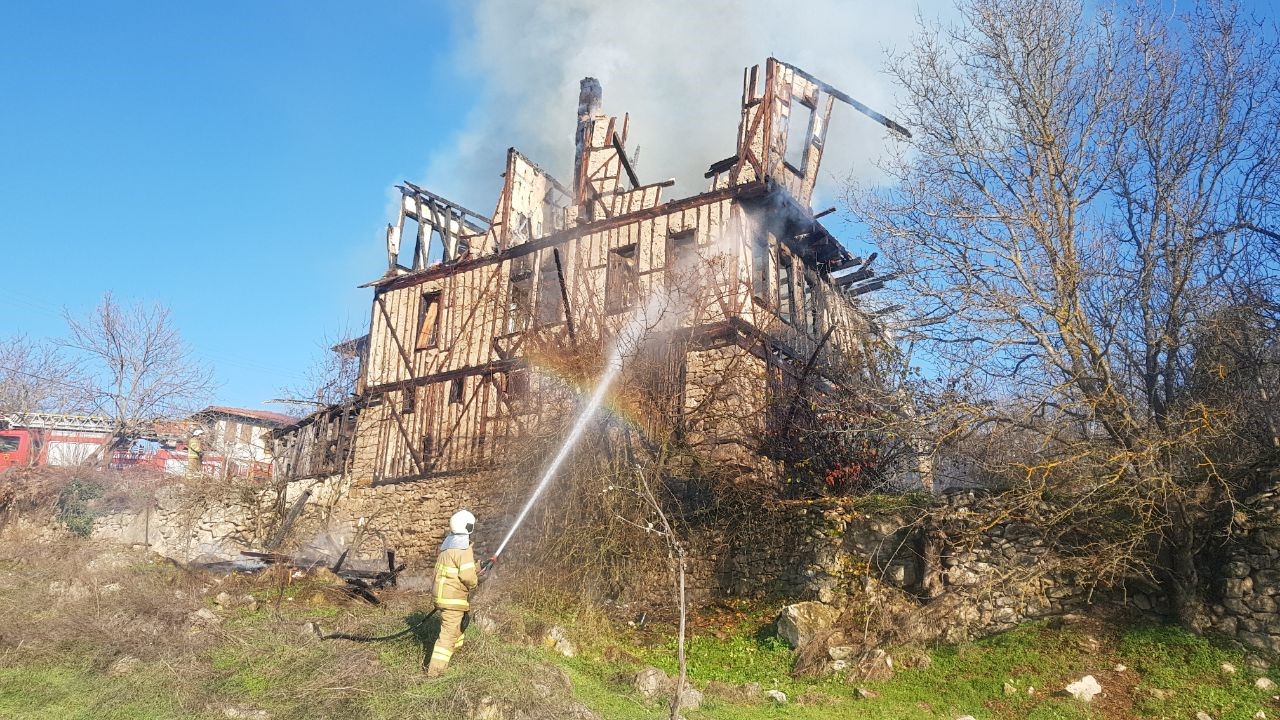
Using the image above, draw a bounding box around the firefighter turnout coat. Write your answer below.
[433,534,478,610]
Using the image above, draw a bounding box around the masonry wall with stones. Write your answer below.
[88,485,269,562]
[694,490,1116,644]
[1197,487,1280,656]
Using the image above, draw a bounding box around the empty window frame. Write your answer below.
[784,96,815,173]
[751,231,773,306]
[512,211,533,245]
[606,244,640,314]
[535,251,564,326]
[778,252,795,324]
[415,291,442,349]
[506,258,533,334]
[449,378,464,404]
[398,215,423,269]
[666,231,698,290]
[402,386,416,414]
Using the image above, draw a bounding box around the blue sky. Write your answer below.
[0,2,473,409]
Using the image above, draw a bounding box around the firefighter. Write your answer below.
[186,428,205,478]
[426,509,479,677]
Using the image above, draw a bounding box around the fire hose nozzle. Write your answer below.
[478,556,498,578]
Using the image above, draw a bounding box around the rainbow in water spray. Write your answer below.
[491,292,666,559]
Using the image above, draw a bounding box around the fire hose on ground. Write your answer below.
[318,556,496,643]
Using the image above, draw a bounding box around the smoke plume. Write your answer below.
[425,0,953,210]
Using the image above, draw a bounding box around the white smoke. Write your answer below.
[424,0,954,211]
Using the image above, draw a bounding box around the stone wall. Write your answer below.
[1198,487,1280,656]
[282,470,503,570]
[88,482,275,561]
[693,491,1102,642]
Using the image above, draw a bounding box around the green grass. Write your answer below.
[0,665,186,720]
[1120,625,1278,720]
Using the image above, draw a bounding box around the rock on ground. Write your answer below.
[1256,677,1277,691]
[765,689,787,704]
[854,649,895,681]
[632,667,671,700]
[1064,675,1102,702]
[543,626,576,658]
[776,602,840,649]
[677,687,704,711]
[107,655,142,676]
[189,607,221,627]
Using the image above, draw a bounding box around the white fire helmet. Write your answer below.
[449,509,476,536]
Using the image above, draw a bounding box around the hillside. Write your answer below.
[0,539,1275,720]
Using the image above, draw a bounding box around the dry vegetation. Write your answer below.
[0,532,1275,720]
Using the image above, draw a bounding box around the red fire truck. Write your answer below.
[0,428,35,470]
[0,415,116,471]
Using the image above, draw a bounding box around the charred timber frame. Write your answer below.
[275,57,906,486]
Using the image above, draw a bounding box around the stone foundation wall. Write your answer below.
[282,471,503,571]
[1199,487,1280,656]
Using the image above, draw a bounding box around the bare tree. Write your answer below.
[852,0,1280,622]
[274,327,364,414]
[63,294,215,462]
[0,335,87,418]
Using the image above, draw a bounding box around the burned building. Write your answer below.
[272,58,905,560]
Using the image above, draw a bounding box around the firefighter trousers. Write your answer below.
[426,608,467,676]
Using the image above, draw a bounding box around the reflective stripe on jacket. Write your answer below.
[433,541,478,610]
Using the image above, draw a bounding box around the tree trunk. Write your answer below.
[920,524,947,600]
[668,548,688,720]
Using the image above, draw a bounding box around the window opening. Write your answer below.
[784,97,814,173]
[449,378,464,405]
[536,251,563,326]
[667,231,698,290]
[415,291,442,349]
[398,215,421,269]
[606,244,640,314]
[778,253,795,323]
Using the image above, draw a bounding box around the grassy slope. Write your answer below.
[0,544,1275,720]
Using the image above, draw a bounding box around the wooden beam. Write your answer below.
[611,132,641,189]
[552,248,577,342]
[774,59,912,138]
